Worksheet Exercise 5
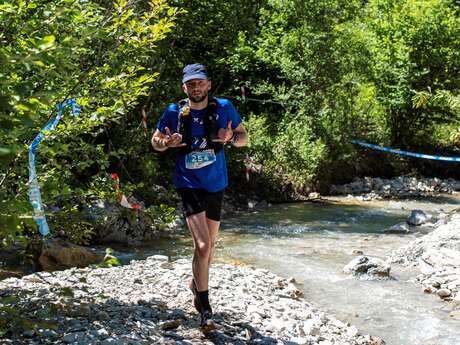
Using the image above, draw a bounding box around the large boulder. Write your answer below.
[344,256,391,279]
[38,238,103,271]
[84,203,163,246]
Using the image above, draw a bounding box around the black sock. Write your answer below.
[198,290,212,313]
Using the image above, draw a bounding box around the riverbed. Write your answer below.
[115,195,460,345]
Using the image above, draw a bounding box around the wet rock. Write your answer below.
[383,222,410,234]
[437,289,452,298]
[245,199,270,210]
[286,282,304,299]
[308,192,320,199]
[407,209,432,226]
[0,269,22,280]
[344,256,391,279]
[94,205,160,246]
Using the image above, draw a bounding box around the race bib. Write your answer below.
[185,149,216,169]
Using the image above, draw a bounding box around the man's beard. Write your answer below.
[187,91,208,103]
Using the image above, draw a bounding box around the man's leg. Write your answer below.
[207,218,220,266]
[179,188,223,328]
[186,211,212,292]
[186,211,216,329]
[204,189,224,267]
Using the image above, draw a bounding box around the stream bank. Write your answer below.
[390,210,460,306]
[0,256,384,345]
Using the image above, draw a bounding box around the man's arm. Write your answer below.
[231,123,248,147]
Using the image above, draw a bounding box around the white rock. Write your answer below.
[347,325,359,337]
[302,319,321,336]
[437,289,452,298]
[148,255,169,262]
[289,336,309,345]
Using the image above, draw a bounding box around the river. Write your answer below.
[116,195,460,345]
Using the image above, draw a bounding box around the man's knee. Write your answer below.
[195,240,211,258]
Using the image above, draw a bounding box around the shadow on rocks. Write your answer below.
[0,272,187,344]
[0,273,280,345]
[202,311,278,345]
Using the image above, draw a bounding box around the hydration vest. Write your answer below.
[176,96,224,155]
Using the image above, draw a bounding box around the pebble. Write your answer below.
[437,289,452,298]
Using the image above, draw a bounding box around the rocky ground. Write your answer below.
[0,256,385,345]
[329,176,460,200]
[389,210,460,306]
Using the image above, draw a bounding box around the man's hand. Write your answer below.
[163,127,186,148]
[212,121,233,143]
[151,127,186,151]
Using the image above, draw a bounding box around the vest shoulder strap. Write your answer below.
[176,96,223,154]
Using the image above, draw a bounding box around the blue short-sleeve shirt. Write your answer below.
[156,98,241,192]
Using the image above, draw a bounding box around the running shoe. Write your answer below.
[200,310,216,331]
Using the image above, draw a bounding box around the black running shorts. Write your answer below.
[177,188,224,221]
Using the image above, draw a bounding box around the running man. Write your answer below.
[151,63,248,328]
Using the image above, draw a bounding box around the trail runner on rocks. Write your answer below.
[151,63,248,330]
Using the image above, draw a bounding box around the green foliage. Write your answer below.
[222,0,369,191]
[0,0,178,243]
[413,89,460,145]
[413,89,460,113]
[144,0,263,117]
[99,247,121,268]
[48,206,96,246]
[224,0,460,191]
[0,199,35,248]
[144,203,177,230]
[363,0,460,146]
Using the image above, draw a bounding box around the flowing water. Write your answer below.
[117,195,460,345]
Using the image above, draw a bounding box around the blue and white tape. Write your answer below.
[28,99,81,236]
[351,140,460,162]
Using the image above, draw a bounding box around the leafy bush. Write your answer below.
[0,0,177,243]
